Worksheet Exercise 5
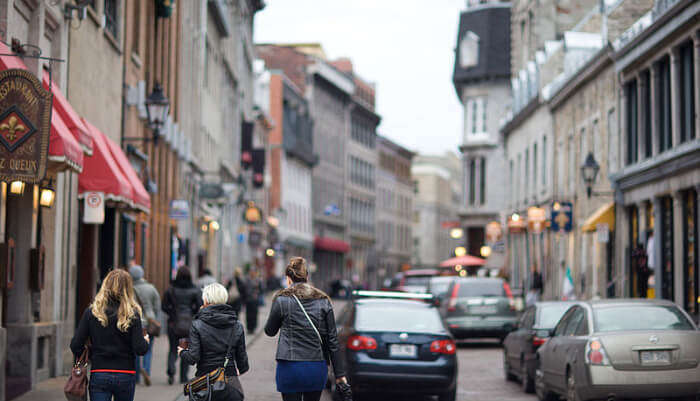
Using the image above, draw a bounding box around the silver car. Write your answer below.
[535,299,700,401]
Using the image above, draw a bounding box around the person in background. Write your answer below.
[245,269,264,334]
[129,264,160,386]
[526,264,543,307]
[179,283,249,399]
[197,268,217,289]
[226,267,247,315]
[70,269,150,401]
[162,267,202,385]
[264,257,347,401]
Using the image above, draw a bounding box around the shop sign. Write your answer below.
[597,223,609,243]
[168,199,190,220]
[551,201,573,233]
[244,204,262,224]
[0,69,51,183]
[527,206,547,233]
[83,191,105,224]
[485,221,502,243]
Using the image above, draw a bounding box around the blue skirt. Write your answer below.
[275,360,328,393]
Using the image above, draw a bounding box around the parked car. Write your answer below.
[535,299,700,401]
[397,268,440,293]
[333,291,458,401]
[427,276,457,302]
[440,277,517,340]
[503,301,577,393]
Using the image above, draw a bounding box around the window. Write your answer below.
[459,31,480,69]
[626,79,638,164]
[657,57,672,152]
[104,0,118,39]
[607,108,618,172]
[524,149,529,199]
[509,159,514,206]
[642,71,652,158]
[479,157,486,205]
[541,136,547,187]
[533,143,538,193]
[131,0,140,56]
[465,97,487,135]
[680,42,695,143]
[517,154,521,203]
[469,158,476,205]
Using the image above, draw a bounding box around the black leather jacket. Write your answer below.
[162,282,202,330]
[180,304,249,377]
[264,283,346,377]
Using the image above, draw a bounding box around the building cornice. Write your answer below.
[547,46,613,110]
[500,96,540,137]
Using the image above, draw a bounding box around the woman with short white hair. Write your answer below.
[179,282,249,400]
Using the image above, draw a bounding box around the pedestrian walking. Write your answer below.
[245,269,264,334]
[526,264,543,307]
[197,268,217,289]
[70,269,150,401]
[264,257,347,401]
[162,267,202,385]
[129,264,161,386]
[179,283,249,400]
[226,267,248,315]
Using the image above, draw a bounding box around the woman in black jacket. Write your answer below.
[162,267,202,384]
[70,269,150,401]
[264,257,347,401]
[179,283,249,399]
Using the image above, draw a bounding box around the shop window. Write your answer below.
[661,196,674,301]
[625,79,638,164]
[683,190,698,318]
[656,57,672,152]
[479,157,486,205]
[679,42,695,143]
[628,206,641,297]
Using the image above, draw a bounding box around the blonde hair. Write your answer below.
[202,283,228,305]
[286,257,308,283]
[91,269,142,332]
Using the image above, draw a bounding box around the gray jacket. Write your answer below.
[134,278,161,323]
[264,283,346,377]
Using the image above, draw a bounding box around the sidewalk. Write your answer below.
[15,293,275,401]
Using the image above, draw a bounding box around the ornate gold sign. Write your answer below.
[0,69,51,183]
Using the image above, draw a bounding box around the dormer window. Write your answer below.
[459,31,480,69]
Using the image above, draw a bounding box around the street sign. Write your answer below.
[551,202,573,232]
[83,192,105,224]
[441,220,461,229]
[168,199,190,220]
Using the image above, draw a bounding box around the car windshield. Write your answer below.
[429,279,452,297]
[457,280,505,298]
[594,305,695,332]
[538,304,574,328]
[356,303,445,333]
[404,276,431,287]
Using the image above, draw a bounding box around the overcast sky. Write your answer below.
[254,0,466,155]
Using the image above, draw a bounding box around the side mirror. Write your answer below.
[548,328,556,337]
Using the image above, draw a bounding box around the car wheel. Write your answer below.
[439,387,456,401]
[566,370,581,401]
[520,359,534,393]
[503,350,517,381]
[535,368,557,401]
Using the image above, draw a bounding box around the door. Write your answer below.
[512,307,535,371]
[550,307,586,392]
[541,308,574,389]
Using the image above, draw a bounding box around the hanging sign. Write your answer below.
[485,221,503,243]
[0,69,51,183]
[83,192,105,224]
[168,199,190,220]
[527,206,547,233]
[551,202,573,232]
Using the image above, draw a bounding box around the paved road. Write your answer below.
[242,336,536,401]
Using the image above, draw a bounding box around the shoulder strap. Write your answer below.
[292,295,323,348]
[223,325,238,370]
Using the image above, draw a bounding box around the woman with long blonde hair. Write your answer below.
[71,268,150,401]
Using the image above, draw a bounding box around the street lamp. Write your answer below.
[581,152,600,198]
[39,179,56,208]
[144,82,170,144]
[480,245,492,258]
[455,246,467,257]
[449,227,464,239]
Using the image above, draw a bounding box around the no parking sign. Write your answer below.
[83,192,105,224]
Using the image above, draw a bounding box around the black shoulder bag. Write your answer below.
[183,328,244,401]
[292,295,352,401]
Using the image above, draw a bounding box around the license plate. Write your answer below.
[389,344,417,358]
[640,350,671,364]
[470,305,497,314]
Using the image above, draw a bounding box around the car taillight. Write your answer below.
[430,339,457,355]
[504,282,516,311]
[585,338,610,366]
[532,336,548,347]
[447,283,460,312]
[347,335,377,351]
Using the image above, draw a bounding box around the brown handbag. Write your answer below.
[64,341,90,401]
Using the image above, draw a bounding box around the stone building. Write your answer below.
[376,136,414,286]
[611,0,700,322]
[411,153,463,267]
[452,1,511,267]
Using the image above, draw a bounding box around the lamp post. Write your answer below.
[581,152,600,198]
[123,82,170,145]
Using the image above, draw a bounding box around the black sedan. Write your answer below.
[333,291,458,401]
[502,301,577,393]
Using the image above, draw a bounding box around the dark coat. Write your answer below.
[264,283,346,378]
[180,304,249,378]
[162,280,202,334]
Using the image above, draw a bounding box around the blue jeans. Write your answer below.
[135,339,154,382]
[89,372,136,401]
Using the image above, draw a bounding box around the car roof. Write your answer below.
[454,277,504,283]
[404,269,439,276]
[584,298,678,308]
[430,276,456,282]
[355,298,433,309]
[535,301,578,307]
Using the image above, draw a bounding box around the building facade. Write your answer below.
[376,136,414,285]
[453,2,511,267]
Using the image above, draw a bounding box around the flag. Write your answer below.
[562,267,576,300]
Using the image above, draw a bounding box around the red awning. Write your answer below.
[439,254,486,267]
[42,71,93,155]
[314,236,350,254]
[78,118,133,205]
[104,137,150,212]
[0,42,84,172]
